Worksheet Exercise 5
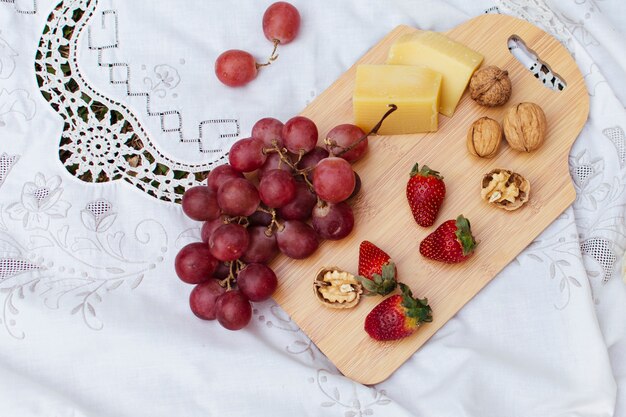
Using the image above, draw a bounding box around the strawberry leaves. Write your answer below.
[399,283,432,324]
[357,262,397,296]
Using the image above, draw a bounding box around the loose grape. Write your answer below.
[215,50,257,87]
[262,2,301,45]
[175,242,218,284]
[312,157,356,203]
[209,223,250,262]
[189,279,225,320]
[215,290,252,330]
[237,263,278,302]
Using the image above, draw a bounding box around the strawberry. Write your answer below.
[419,215,477,263]
[364,283,432,341]
[406,163,446,227]
[356,241,397,296]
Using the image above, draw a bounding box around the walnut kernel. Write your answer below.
[481,169,530,211]
[314,267,362,309]
[503,102,547,152]
[469,66,512,107]
[467,117,502,158]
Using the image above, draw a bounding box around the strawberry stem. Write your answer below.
[399,283,432,324]
[410,163,443,179]
[455,215,477,256]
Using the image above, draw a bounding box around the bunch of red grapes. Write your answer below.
[215,2,301,87]
[176,115,371,331]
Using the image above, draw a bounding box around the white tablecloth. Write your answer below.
[0,0,625,416]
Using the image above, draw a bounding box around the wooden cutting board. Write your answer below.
[271,14,589,384]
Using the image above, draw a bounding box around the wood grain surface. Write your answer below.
[271,14,589,385]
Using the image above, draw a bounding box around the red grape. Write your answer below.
[242,226,278,264]
[349,172,362,200]
[182,186,220,221]
[248,210,273,227]
[262,2,301,44]
[282,116,318,155]
[215,290,252,330]
[209,223,250,261]
[312,202,354,240]
[213,262,231,280]
[207,164,244,192]
[325,124,368,163]
[237,263,278,302]
[175,242,218,284]
[259,169,297,208]
[277,181,317,220]
[257,152,293,180]
[201,216,227,243]
[298,146,328,181]
[252,117,284,148]
[312,157,356,203]
[215,50,257,87]
[189,279,225,320]
[276,220,319,259]
[217,178,260,216]
[229,137,267,173]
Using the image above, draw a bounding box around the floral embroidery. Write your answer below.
[0,89,37,126]
[144,64,180,99]
[0,196,167,338]
[0,36,18,79]
[308,369,392,415]
[6,173,71,231]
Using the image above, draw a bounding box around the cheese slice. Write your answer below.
[353,65,442,135]
[387,31,483,117]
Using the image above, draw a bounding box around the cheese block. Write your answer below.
[353,65,442,135]
[387,31,483,117]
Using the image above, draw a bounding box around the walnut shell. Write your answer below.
[314,267,362,309]
[503,102,547,152]
[467,117,502,158]
[469,66,512,107]
[481,168,530,211]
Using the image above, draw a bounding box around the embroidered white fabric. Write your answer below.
[0,0,625,416]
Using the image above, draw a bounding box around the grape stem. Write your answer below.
[256,39,281,68]
[263,144,315,192]
[221,259,247,291]
[325,104,398,157]
[264,207,284,236]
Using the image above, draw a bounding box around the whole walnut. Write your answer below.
[469,66,512,107]
[467,117,502,158]
[503,102,547,152]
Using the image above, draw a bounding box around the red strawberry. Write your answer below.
[364,283,432,341]
[419,215,477,263]
[406,163,446,227]
[356,241,397,296]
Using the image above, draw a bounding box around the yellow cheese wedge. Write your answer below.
[353,65,442,135]
[387,31,483,117]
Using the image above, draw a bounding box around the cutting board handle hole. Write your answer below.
[508,35,567,91]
